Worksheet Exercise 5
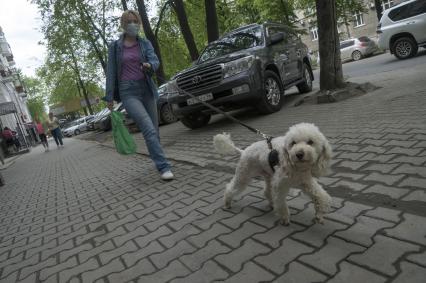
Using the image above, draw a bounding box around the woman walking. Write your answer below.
[104,10,173,181]
[47,112,64,148]
[36,120,49,151]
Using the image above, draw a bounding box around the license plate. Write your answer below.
[187,93,213,105]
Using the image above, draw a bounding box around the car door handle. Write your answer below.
[406,21,415,24]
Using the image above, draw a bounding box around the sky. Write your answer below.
[0,0,45,77]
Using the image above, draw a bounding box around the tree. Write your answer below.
[298,0,366,39]
[316,0,345,90]
[135,0,167,84]
[205,0,219,42]
[22,76,47,122]
[171,0,200,61]
[374,0,383,22]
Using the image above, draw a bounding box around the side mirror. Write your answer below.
[270,32,285,45]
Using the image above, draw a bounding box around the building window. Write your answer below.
[310,26,318,41]
[354,12,364,27]
[382,0,394,11]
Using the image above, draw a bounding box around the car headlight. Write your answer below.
[165,79,179,95]
[223,55,255,79]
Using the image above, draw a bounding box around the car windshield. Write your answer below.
[198,26,264,63]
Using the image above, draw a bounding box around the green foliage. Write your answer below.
[22,75,47,122]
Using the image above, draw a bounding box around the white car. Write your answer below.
[62,116,92,137]
[377,0,426,59]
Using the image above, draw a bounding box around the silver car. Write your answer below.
[377,0,426,59]
[340,37,378,61]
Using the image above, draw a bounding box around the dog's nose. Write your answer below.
[296,151,304,160]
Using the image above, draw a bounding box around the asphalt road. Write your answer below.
[311,48,426,88]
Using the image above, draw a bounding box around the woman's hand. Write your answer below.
[142,63,151,70]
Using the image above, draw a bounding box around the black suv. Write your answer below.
[166,23,314,129]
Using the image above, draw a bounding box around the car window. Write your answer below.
[388,1,426,21]
[358,36,371,42]
[198,26,264,63]
[340,40,354,49]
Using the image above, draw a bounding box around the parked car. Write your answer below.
[377,0,426,59]
[62,116,92,137]
[95,103,134,131]
[166,22,313,129]
[340,37,378,61]
[88,108,109,130]
[157,84,178,125]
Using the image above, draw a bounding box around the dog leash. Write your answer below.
[168,85,280,171]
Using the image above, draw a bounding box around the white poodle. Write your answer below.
[213,123,332,225]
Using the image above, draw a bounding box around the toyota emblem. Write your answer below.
[192,75,202,85]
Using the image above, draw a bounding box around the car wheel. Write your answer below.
[296,63,313,94]
[160,103,178,124]
[103,120,112,131]
[393,37,418,59]
[180,112,211,129]
[257,70,284,114]
[351,50,362,61]
[74,129,80,135]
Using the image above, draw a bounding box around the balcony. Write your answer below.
[14,79,24,93]
[0,41,12,57]
[0,68,14,83]
[6,55,15,66]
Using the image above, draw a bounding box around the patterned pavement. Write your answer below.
[1,56,426,282]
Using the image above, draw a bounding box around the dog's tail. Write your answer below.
[213,133,243,156]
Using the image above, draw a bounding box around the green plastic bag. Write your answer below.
[111,111,136,155]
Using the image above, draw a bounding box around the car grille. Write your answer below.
[176,65,222,94]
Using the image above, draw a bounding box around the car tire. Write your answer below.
[180,112,211,129]
[103,120,112,131]
[257,70,284,114]
[160,103,178,125]
[296,63,313,94]
[74,129,80,135]
[351,50,362,61]
[393,37,417,60]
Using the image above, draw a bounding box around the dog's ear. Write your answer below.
[314,139,332,177]
[280,147,295,175]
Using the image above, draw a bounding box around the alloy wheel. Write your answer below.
[395,41,412,58]
[265,78,281,106]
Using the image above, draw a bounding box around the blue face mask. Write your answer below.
[126,23,140,36]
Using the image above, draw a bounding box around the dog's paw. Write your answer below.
[280,217,291,226]
[223,202,232,210]
[314,215,325,224]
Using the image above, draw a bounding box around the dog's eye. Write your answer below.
[307,139,314,145]
[290,141,296,147]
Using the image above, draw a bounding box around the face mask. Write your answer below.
[126,23,140,37]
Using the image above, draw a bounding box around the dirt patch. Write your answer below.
[294,81,381,106]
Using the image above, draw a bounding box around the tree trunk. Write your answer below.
[374,0,383,22]
[172,0,199,61]
[155,0,173,39]
[135,0,166,85]
[121,0,128,11]
[316,0,345,91]
[205,0,219,43]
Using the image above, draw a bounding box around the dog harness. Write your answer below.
[266,136,280,172]
[171,85,280,170]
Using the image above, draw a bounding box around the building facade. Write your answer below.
[0,26,33,151]
[296,0,403,61]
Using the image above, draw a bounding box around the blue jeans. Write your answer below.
[119,79,171,173]
[51,128,63,146]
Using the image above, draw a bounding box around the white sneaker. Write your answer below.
[160,171,174,181]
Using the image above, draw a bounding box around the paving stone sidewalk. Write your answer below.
[1,59,426,282]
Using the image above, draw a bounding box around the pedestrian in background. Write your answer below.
[104,10,173,181]
[47,112,64,148]
[35,119,49,151]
